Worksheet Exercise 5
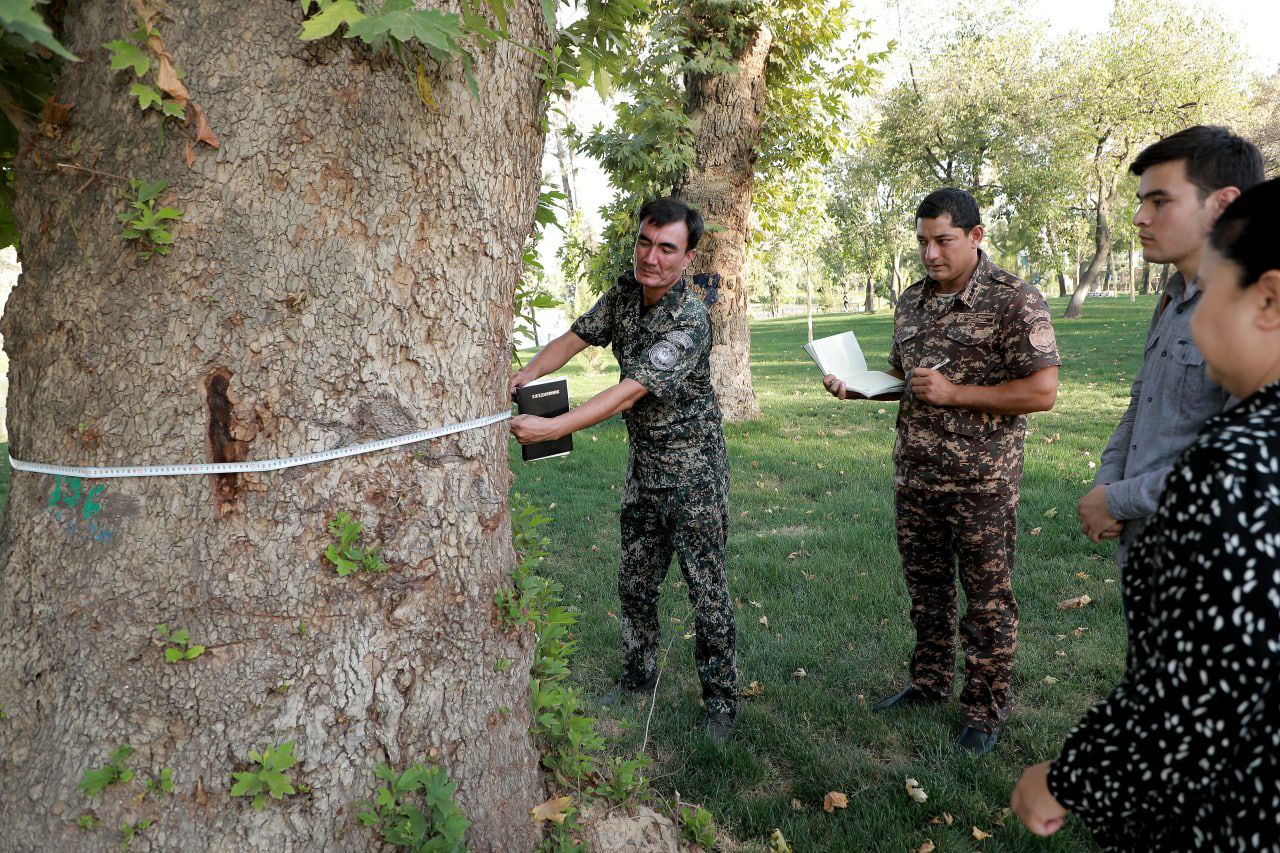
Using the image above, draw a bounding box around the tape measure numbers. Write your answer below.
[8,411,512,480]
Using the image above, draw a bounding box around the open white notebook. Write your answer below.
[804,331,905,397]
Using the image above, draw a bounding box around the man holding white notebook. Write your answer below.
[823,188,1059,755]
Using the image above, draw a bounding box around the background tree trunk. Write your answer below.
[675,22,771,421]
[1064,181,1114,318]
[0,2,550,849]
[1141,261,1152,295]
[889,248,902,305]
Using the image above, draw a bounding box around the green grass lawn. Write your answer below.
[511,296,1157,851]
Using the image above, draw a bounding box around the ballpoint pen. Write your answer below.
[929,357,952,371]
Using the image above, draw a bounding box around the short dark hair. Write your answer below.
[915,187,982,232]
[1209,177,1280,289]
[637,197,703,252]
[1129,125,1265,198]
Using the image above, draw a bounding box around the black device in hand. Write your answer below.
[513,378,573,462]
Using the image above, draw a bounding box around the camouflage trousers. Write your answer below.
[894,487,1019,732]
[617,471,737,717]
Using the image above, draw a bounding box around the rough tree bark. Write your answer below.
[0,2,550,849]
[674,21,771,422]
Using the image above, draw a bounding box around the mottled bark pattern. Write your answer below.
[0,2,549,849]
[675,24,770,422]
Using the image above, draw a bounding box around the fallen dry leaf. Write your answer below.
[1075,571,1090,580]
[759,615,770,630]
[943,812,953,827]
[793,668,807,678]
[742,680,765,697]
[1043,507,1059,518]
[194,776,207,805]
[529,795,572,824]
[1029,526,1042,535]
[156,56,189,105]
[972,826,992,841]
[1073,626,1089,637]
[918,842,936,853]
[1043,675,1058,685]
[770,829,792,852]
[790,798,802,811]
[183,141,195,168]
[905,778,928,803]
[802,571,816,581]
[823,791,848,813]
[1057,594,1093,610]
[749,600,762,608]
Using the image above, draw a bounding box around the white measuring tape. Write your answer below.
[7,411,512,479]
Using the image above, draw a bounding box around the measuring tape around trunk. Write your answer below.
[8,411,512,480]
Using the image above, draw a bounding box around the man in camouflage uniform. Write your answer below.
[823,188,1059,754]
[510,197,737,742]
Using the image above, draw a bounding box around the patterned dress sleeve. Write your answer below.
[1047,440,1280,841]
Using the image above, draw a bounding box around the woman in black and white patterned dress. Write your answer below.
[1012,178,1280,849]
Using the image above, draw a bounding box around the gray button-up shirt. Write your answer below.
[1095,272,1230,564]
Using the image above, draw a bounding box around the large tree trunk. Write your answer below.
[0,2,549,849]
[1064,180,1115,318]
[675,20,771,422]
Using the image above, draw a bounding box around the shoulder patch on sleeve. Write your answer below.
[647,340,680,370]
[1029,322,1057,353]
[666,330,695,350]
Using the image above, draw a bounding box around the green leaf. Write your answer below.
[129,82,162,111]
[263,771,295,799]
[153,207,183,221]
[325,544,357,576]
[160,99,185,118]
[540,0,557,31]
[104,39,149,76]
[185,644,205,660]
[163,647,182,663]
[229,772,260,797]
[170,628,189,645]
[345,0,470,64]
[0,0,78,60]
[134,179,166,203]
[299,0,366,41]
[78,767,114,796]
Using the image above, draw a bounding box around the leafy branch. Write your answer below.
[79,745,135,796]
[154,624,204,663]
[117,178,181,259]
[230,741,300,810]
[355,762,469,851]
[324,512,388,576]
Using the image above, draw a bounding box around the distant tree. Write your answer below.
[1056,0,1248,318]
[581,0,885,419]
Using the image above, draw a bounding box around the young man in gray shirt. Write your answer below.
[1078,126,1264,564]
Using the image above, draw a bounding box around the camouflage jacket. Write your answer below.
[571,273,726,488]
[888,251,1060,493]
